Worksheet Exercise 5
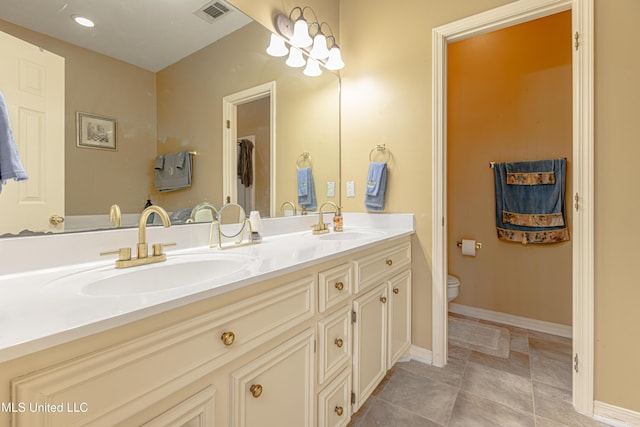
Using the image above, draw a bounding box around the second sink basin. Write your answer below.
[47,253,257,296]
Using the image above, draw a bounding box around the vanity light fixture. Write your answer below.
[266,6,344,76]
[303,58,322,77]
[266,33,288,57]
[286,47,306,68]
[71,15,95,28]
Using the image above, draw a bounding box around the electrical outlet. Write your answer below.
[327,181,335,197]
[346,181,355,198]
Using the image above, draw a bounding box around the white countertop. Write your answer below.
[0,213,414,363]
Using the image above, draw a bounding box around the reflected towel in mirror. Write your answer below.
[0,91,28,194]
[297,167,317,210]
[154,150,192,192]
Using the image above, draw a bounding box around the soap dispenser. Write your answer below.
[333,207,343,232]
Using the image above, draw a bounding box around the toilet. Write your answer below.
[447,274,460,302]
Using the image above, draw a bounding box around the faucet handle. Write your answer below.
[152,242,176,257]
[100,247,132,262]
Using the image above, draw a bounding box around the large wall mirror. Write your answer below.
[0,0,340,237]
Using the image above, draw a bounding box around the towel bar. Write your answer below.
[489,157,567,168]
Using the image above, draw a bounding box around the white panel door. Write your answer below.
[0,30,65,234]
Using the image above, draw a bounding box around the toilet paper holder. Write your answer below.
[457,241,482,249]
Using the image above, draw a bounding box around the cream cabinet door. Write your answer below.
[231,329,314,427]
[387,270,412,367]
[352,283,388,411]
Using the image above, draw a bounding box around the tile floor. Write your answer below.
[348,315,607,427]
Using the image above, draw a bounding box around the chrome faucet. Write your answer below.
[312,202,338,235]
[109,203,121,228]
[280,201,297,216]
[101,205,175,268]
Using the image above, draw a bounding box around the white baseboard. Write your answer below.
[448,303,572,338]
[408,345,433,365]
[594,401,640,427]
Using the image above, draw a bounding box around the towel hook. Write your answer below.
[296,152,312,169]
[369,144,391,163]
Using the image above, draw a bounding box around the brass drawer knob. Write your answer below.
[335,281,344,291]
[380,296,387,303]
[221,331,236,346]
[393,287,400,294]
[334,338,344,348]
[386,259,393,266]
[250,384,263,398]
[335,406,344,416]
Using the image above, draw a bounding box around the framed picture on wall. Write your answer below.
[76,112,117,151]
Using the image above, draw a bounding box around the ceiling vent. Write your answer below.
[194,1,233,23]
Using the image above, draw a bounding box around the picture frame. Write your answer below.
[76,112,117,151]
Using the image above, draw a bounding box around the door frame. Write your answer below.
[431,0,594,415]
[222,81,276,217]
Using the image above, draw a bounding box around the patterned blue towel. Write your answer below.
[0,91,28,193]
[493,158,569,244]
[365,162,387,211]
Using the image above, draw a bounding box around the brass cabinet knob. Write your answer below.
[49,215,65,225]
[386,259,393,266]
[393,287,400,294]
[221,331,236,346]
[380,296,387,303]
[250,384,263,398]
[335,281,344,291]
[335,406,344,416]
[334,338,344,348]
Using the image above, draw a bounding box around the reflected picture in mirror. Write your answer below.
[0,0,340,237]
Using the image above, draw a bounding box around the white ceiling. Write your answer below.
[0,0,253,72]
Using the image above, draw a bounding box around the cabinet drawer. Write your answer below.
[317,306,352,385]
[354,242,411,292]
[318,263,353,313]
[318,368,352,427]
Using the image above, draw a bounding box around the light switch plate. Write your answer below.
[346,181,355,198]
[327,181,335,197]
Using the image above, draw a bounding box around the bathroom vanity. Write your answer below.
[0,213,414,427]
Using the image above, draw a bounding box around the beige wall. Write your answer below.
[155,21,340,214]
[0,20,157,216]
[594,0,640,413]
[447,12,572,325]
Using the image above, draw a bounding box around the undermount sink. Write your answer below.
[317,230,383,241]
[47,253,257,296]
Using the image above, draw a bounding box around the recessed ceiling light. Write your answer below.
[71,15,95,28]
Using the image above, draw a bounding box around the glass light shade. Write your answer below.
[266,33,288,57]
[303,58,322,77]
[72,15,95,27]
[285,48,306,68]
[290,19,312,47]
[309,33,329,60]
[325,46,345,70]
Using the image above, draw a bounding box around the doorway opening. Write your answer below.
[431,0,594,415]
[223,81,276,217]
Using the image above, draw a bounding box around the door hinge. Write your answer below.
[574,353,579,373]
[574,32,580,51]
[351,392,356,405]
[351,311,357,323]
[226,119,231,129]
[574,193,580,211]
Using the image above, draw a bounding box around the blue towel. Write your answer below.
[154,150,192,192]
[0,91,28,194]
[297,167,316,210]
[365,162,387,211]
[493,158,569,244]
